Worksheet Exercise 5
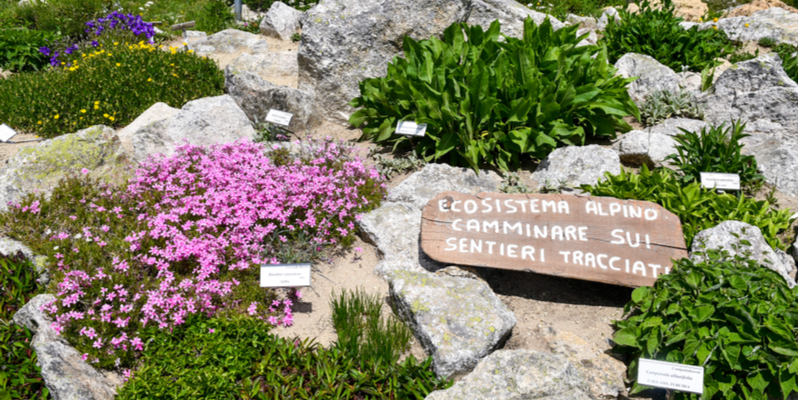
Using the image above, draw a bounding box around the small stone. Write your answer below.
[691,220,796,287]
[389,270,516,379]
[260,1,303,41]
[530,145,620,190]
[188,29,269,58]
[612,118,709,168]
[424,349,592,399]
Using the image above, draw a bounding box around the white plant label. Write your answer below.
[638,358,704,395]
[0,123,17,143]
[266,109,294,127]
[700,172,740,191]
[260,263,311,288]
[396,120,427,137]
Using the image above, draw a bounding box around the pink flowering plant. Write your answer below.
[0,139,385,369]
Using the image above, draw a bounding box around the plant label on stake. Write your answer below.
[637,358,704,395]
[260,263,311,288]
[700,172,740,191]
[0,123,17,143]
[266,109,294,127]
[396,120,427,137]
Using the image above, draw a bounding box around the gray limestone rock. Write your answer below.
[225,52,299,82]
[693,8,798,46]
[576,28,598,47]
[691,220,796,287]
[697,54,798,195]
[612,118,709,167]
[357,202,445,277]
[597,7,621,30]
[116,102,180,160]
[188,29,269,56]
[224,68,321,133]
[424,349,592,399]
[0,125,128,212]
[297,0,471,123]
[614,53,682,104]
[389,270,516,379]
[565,13,597,29]
[260,1,303,40]
[128,95,255,164]
[14,295,122,400]
[467,0,565,39]
[386,163,502,210]
[530,145,620,190]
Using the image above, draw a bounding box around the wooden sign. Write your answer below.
[420,192,688,287]
[171,21,196,31]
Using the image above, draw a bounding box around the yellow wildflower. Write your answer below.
[109,116,115,121]
[183,42,188,46]
[80,109,87,113]
[37,121,42,125]
[148,78,152,82]
[114,42,119,46]
[54,114,59,119]
[745,23,749,27]
[713,25,718,30]
[188,49,194,53]
[116,63,121,67]
[713,17,718,22]
[103,113,109,118]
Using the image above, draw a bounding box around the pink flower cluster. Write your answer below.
[42,139,384,366]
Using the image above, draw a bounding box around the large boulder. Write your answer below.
[389,270,516,379]
[691,220,796,287]
[424,349,592,400]
[386,163,502,210]
[116,102,180,158]
[612,118,709,167]
[467,0,564,39]
[543,329,627,400]
[226,52,299,86]
[13,295,122,400]
[260,1,303,41]
[614,53,681,104]
[358,163,500,277]
[224,68,321,132]
[697,53,798,195]
[127,95,255,164]
[297,0,471,123]
[691,8,798,46]
[530,145,620,190]
[0,125,128,212]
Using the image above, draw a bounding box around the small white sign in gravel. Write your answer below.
[260,263,311,287]
[638,358,704,395]
[396,120,427,137]
[266,109,294,127]
[0,123,17,143]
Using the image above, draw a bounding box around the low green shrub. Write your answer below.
[0,41,223,138]
[351,18,639,172]
[0,254,49,399]
[602,0,735,73]
[664,120,763,188]
[13,0,108,39]
[612,248,798,400]
[118,313,449,399]
[757,36,777,48]
[196,0,234,34]
[0,27,58,72]
[241,0,318,12]
[729,50,759,64]
[371,150,426,179]
[640,89,704,126]
[330,288,412,365]
[581,166,794,250]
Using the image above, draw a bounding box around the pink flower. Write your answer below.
[208,328,214,333]
[82,353,89,361]
[81,168,89,175]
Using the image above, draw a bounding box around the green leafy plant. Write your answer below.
[290,32,301,42]
[581,166,794,250]
[371,150,426,179]
[0,41,223,137]
[0,27,58,72]
[196,0,234,34]
[241,0,318,12]
[700,65,715,91]
[602,0,736,73]
[330,288,412,365]
[612,247,798,399]
[351,18,639,173]
[499,171,534,194]
[13,0,108,39]
[757,36,777,48]
[521,0,626,20]
[640,89,704,126]
[118,313,449,399]
[729,50,759,64]
[773,43,798,83]
[664,120,763,188]
[0,254,49,400]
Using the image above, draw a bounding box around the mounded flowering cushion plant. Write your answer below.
[0,139,386,371]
